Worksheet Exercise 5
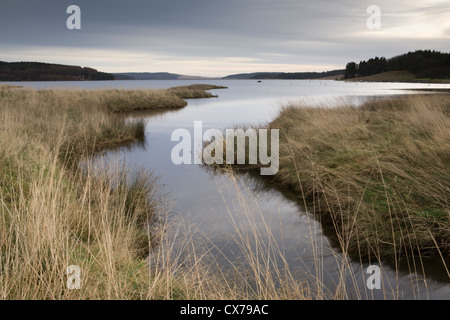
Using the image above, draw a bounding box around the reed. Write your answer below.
[230,95,450,263]
[0,85,308,300]
[2,84,445,300]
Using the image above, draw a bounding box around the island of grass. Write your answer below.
[102,84,227,113]
[218,94,450,262]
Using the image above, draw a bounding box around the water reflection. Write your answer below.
[202,164,449,296]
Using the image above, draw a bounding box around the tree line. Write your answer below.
[344,50,450,79]
[0,61,115,81]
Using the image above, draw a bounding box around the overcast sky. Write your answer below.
[1,0,449,76]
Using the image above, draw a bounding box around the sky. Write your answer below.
[0,0,449,77]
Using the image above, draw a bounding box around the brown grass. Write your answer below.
[0,85,311,300]
[255,95,450,263]
[3,85,444,300]
[168,84,227,99]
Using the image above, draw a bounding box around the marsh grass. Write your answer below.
[2,84,446,300]
[0,86,197,299]
[0,84,312,300]
[0,86,157,298]
[100,89,188,113]
[168,84,227,99]
[223,95,450,265]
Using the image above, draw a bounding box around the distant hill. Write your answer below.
[222,70,345,80]
[113,72,219,80]
[221,72,269,80]
[0,61,115,81]
[346,71,417,83]
[344,50,450,81]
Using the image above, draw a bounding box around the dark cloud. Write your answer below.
[0,0,448,76]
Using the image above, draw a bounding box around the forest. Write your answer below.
[0,61,115,81]
[344,50,450,79]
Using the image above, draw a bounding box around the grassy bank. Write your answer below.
[95,84,226,113]
[0,84,314,300]
[345,71,450,83]
[4,83,444,300]
[228,95,450,263]
[0,86,156,298]
[168,84,227,99]
[345,71,415,82]
[0,85,235,299]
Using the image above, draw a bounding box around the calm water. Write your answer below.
[11,79,450,299]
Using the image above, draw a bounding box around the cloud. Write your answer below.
[0,0,448,76]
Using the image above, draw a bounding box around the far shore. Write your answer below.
[343,70,450,84]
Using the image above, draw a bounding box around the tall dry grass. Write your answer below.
[0,86,208,299]
[0,85,312,300]
[0,86,155,298]
[2,85,445,300]
[203,94,450,298]
[254,95,450,264]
